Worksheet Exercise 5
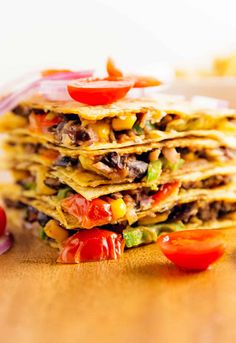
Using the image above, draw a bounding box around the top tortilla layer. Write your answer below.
[20,95,236,121]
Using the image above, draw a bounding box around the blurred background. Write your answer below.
[1,0,236,84]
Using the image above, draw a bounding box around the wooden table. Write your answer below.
[1,226,236,343]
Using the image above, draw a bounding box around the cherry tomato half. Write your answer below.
[29,113,61,134]
[57,228,125,263]
[67,78,134,105]
[152,181,180,206]
[158,229,225,271]
[0,207,7,236]
[62,194,112,229]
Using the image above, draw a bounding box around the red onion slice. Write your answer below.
[43,70,93,81]
[0,232,13,256]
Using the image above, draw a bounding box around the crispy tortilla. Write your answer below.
[1,93,236,150]
[3,158,236,199]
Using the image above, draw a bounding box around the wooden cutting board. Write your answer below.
[1,226,236,343]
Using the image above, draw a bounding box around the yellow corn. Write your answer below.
[90,122,110,141]
[112,115,137,131]
[44,220,69,242]
[110,198,127,220]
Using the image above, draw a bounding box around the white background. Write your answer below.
[0,0,236,84]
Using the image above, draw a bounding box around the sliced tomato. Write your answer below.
[57,228,125,263]
[106,58,123,77]
[0,207,7,236]
[158,229,225,271]
[67,78,134,105]
[29,113,61,134]
[61,194,112,229]
[152,181,180,206]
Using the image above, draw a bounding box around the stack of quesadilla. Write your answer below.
[1,93,236,262]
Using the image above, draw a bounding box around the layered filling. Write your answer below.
[4,198,236,249]
[11,104,236,148]
[10,168,233,229]
[5,140,236,182]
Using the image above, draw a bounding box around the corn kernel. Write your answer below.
[44,220,69,242]
[112,115,137,131]
[90,122,110,141]
[110,198,127,220]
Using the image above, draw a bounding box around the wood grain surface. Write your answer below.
[1,226,236,343]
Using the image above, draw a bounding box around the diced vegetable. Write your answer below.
[152,181,180,206]
[123,221,184,248]
[39,227,47,240]
[29,113,61,134]
[61,194,112,228]
[110,198,127,220]
[145,120,156,131]
[44,220,69,242]
[133,122,144,135]
[57,228,124,263]
[57,188,71,200]
[147,160,162,183]
[23,181,36,190]
[90,122,110,141]
[112,114,137,131]
[162,157,185,172]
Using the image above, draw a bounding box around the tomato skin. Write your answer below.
[62,195,112,229]
[67,79,134,105]
[0,207,7,236]
[158,229,225,271]
[29,113,61,134]
[152,181,180,206]
[57,228,125,263]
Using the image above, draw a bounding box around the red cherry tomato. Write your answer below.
[67,78,134,105]
[152,181,180,206]
[158,229,225,271]
[61,194,112,229]
[29,113,61,134]
[0,207,7,236]
[57,228,125,263]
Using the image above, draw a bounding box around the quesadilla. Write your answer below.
[1,95,236,151]
[2,90,236,263]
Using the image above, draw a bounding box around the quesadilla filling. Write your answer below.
[8,172,234,230]
[10,103,236,148]
[4,198,236,249]
[5,140,236,182]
